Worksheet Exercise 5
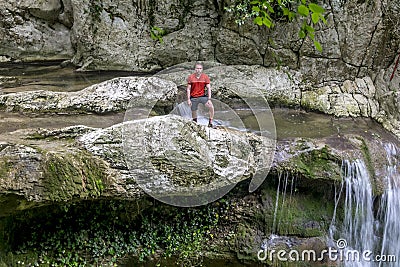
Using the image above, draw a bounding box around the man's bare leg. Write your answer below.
[206,102,214,127]
[192,110,197,122]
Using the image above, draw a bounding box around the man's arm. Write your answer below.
[206,84,211,100]
[187,84,192,105]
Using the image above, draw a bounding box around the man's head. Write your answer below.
[194,62,203,76]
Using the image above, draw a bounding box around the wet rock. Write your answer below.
[0,76,21,88]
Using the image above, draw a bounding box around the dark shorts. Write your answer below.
[190,96,209,111]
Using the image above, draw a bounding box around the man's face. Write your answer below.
[195,65,203,75]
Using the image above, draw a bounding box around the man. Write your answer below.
[187,62,214,127]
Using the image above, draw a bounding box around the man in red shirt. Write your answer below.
[187,62,214,127]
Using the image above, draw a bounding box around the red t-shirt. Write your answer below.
[187,73,210,98]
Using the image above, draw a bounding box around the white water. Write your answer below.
[340,159,375,267]
[377,143,400,267]
[333,143,400,267]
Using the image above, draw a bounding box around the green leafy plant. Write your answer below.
[1,200,221,266]
[225,0,327,51]
[150,26,166,43]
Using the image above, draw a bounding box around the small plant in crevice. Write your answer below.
[150,26,166,43]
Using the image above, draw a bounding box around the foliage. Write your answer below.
[150,26,166,43]
[225,0,327,51]
[1,199,221,266]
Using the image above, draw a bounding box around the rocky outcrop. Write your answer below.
[1,110,397,216]
[1,62,399,139]
[0,76,177,113]
[1,0,399,138]
[156,63,400,139]
[0,115,273,214]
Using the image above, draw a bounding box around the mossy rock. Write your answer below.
[42,150,109,201]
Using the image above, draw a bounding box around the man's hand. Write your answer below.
[187,99,192,106]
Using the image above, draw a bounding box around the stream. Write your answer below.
[1,61,395,142]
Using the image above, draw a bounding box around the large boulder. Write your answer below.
[1,109,397,216]
[0,114,274,214]
[0,76,177,113]
[78,115,275,206]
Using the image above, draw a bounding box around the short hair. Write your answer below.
[194,62,203,68]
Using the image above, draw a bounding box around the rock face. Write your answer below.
[0,0,74,61]
[1,111,397,215]
[1,0,399,82]
[1,0,399,137]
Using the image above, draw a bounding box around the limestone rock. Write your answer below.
[0,76,177,113]
[78,115,275,205]
[0,0,73,61]
[27,0,62,21]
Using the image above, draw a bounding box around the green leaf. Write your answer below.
[288,11,296,21]
[314,40,322,52]
[266,3,274,13]
[311,13,320,24]
[282,7,290,16]
[298,5,309,17]
[320,14,328,24]
[252,6,260,12]
[250,0,260,4]
[298,29,306,38]
[254,17,263,26]
[263,17,272,28]
[305,25,315,33]
[308,3,325,14]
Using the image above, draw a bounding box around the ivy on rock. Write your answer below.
[225,0,327,51]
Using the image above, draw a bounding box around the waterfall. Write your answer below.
[332,143,400,266]
[377,143,400,267]
[340,159,375,267]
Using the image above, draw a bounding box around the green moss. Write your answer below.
[0,158,12,179]
[260,186,334,237]
[358,138,375,179]
[291,145,341,181]
[42,151,108,201]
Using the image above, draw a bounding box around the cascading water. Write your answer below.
[332,143,400,266]
[377,143,400,267]
[340,159,375,267]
